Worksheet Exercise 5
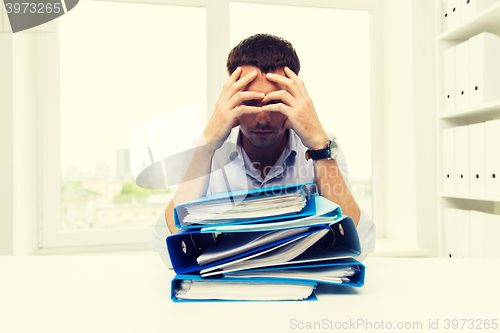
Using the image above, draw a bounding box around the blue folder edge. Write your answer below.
[221,257,365,288]
[167,216,361,275]
[170,258,364,302]
[171,274,319,302]
[167,224,331,274]
[174,182,315,228]
[199,195,342,232]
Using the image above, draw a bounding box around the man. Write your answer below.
[153,34,375,265]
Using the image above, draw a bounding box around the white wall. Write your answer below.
[411,0,438,256]
[383,0,418,245]
[0,34,15,255]
[0,30,40,255]
[13,34,40,255]
[381,0,437,253]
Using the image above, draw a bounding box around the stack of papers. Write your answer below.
[181,186,307,225]
[224,266,358,284]
[167,183,365,302]
[201,215,339,233]
[174,280,315,301]
[200,228,329,277]
[196,227,310,266]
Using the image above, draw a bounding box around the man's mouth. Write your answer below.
[253,130,273,138]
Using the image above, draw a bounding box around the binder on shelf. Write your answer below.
[456,209,471,258]
[443,46,456,114]
[442,128,456,193]
[485,120,500,196]
[455,40,470,110]
[447,0,461,30]
[469,32,500,107]
[469,122,486,195]
[462,0,500,23]
[441,0,449,32]
[444,208,457,258]
[469,210,485,258]
[454,125,470,193]
[484,213,500,258]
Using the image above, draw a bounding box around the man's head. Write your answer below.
[226,34,300,76]
[227,34,300,156]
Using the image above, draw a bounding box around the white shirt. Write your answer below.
[152,128,376,267]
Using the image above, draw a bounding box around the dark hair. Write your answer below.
[226,34,300,75]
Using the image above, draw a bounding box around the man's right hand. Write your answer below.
[203,67,264,153]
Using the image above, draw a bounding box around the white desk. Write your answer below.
[1,257,499,333]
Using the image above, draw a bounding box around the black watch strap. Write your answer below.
[305,147,329,161]
[305,141,331,161]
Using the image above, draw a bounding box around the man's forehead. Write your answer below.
[240,65,285,76]
[240,65,287,92]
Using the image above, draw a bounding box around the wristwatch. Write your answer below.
[305,139,339,161]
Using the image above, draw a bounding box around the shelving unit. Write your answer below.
[435,1,500,258]
[439,99,500,121]
[438,1,500,40]
[441,192,500,203]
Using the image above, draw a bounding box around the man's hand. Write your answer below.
[203,67,264,152]
[262,67,329,150]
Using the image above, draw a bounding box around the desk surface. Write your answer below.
[1,256,499,333]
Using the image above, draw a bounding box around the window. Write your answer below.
[40,0,206,247]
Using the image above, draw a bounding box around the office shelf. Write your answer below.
[439,99,500,121]
[438,1,500,41]
[441,192,500,203]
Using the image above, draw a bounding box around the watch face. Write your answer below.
[328,140,339,159]
[305,150,312,161]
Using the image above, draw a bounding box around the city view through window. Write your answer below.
[60,149,172,230]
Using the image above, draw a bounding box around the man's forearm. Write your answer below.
[313,159,361,226]
[165,138,214,233]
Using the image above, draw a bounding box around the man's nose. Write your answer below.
[255,109,271,125]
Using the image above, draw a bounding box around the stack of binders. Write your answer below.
[167,183,365,301]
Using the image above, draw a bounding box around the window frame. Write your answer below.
[38,0,384,249]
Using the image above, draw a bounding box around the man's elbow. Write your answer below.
[165,200,180,234]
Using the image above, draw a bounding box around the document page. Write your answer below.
[182,187,307,224]
[201,228,329,277]
[197,227,310,266]
[224,266,357,284]
[174,280,315,301]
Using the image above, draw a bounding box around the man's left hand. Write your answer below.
[262,66,329,150]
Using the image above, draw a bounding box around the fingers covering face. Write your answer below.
[265,66,307,97]
[262,90,295,107]
[232,105,263,117]
[229,91,265,109]
[261,102,292,116]
[226,69,259,97]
